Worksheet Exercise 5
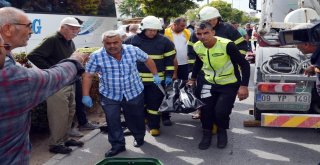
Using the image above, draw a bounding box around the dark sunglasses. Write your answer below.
[0,44,11,51]
[13,22,33,29]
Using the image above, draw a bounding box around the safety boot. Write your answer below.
[217,128,228,148]
[149,129,160,136]
[198,129,212,150]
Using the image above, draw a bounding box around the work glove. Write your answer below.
[82,96,93,108]
[153,74,161,85]
[164,77,172,86]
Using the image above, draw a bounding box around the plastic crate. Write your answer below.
[96,157,163,165]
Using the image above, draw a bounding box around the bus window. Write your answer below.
[2,0,116,17]
[0,0,118,52]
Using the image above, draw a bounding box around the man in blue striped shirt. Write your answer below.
[82,30,160,157]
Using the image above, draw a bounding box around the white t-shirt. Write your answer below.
[172,32,188,65]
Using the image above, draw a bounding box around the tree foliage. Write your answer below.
[118,0,145,17]
[186,0,259,25]
[136,0,198,24]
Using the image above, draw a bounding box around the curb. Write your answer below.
[43,129,101,165]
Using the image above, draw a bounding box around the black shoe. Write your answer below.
[162,119,173,126]
[65,139,84,147]
[217,129,228,149]
[133,139,144,147]
[105,147,126,157]
[49,145,72,154]
[198,129,212,150]
[100,125,108,133]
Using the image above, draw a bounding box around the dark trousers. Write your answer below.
[100,93,145,150]
[177,64,189,80]
[75,79,88,126]
[144,84,165,129]
[200,83,239,130]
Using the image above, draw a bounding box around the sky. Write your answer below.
[196,0,261,13]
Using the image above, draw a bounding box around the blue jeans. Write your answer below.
[100,93,145,149]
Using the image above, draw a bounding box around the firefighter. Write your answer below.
[188,6,248,119]
[124,16,176,136]
[188,22,250,150]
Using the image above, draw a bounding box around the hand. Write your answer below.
[71,51,90,64]
[153,74,161,85]
[304,65,316,76]
[172,72,177,80]
[187,79,196,87]
[237,86,249,101]
[164,77,172,86]
[82,96,93,108]
[315,66,320,73]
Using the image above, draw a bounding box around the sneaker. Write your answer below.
[79,122,99,131]
[49,145,72,154]
[149,129,160,136]
[68,128,84,137]
[65,139,84,147]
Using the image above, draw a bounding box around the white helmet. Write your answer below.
[140,16,162,30]
[198,6,221,21]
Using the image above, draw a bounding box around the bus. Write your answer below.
[0,0,118,53]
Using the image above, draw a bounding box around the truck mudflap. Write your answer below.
[261,113,320,128]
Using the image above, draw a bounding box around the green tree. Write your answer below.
[118,0,145,17]
[185,0,259,25]
[136,0,198,25]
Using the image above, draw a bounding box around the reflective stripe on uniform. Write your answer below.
[147,109,159,115]
[234,37,245,45]
[140,72,164,77]
[188,59,195,64]
[201,84,212,99]
[142,77,164,82]
[164,50,176,57]
[166,66,174,70]
[239,50,247,55]
[188,41,194,46]
[149,54,164,60]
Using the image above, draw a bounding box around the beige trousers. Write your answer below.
[47,85,75,146]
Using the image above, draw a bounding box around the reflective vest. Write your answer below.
[193,37,237,85]
[165,28,192,64]
[164,28,191,43]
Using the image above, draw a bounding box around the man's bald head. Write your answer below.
[0,7,32,50]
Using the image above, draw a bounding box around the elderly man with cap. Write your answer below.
[28,17,84,154]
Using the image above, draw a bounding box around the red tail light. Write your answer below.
[257,83,296,93]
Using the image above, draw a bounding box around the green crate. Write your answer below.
[96,157,163,165]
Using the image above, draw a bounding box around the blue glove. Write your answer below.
[164,77,172,86]
[82,96,93,108]
[153,74,161,85]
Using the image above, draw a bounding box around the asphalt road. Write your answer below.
[45,65,320,165]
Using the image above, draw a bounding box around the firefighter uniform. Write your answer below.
[124,30,175,135]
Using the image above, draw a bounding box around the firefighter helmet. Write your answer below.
[198,6,221,21]
[140,16,162,30]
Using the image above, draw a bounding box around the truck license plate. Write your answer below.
[256,94,310,103]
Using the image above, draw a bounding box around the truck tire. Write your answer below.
[310,87,320,114]
[254,103,262,121]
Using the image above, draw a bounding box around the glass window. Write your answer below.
[1,0,116,16]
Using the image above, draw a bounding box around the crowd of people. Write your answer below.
[1,4,319,165]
